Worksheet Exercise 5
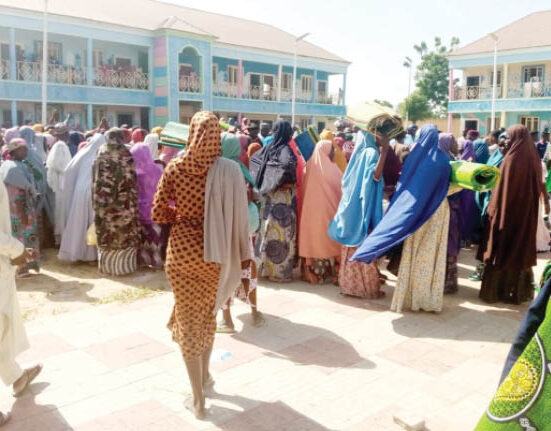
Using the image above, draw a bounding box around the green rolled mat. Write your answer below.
[160,121,189,149]
[306,126,319,145]
[449,161,501,192]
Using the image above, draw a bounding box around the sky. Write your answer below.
[167,0,551,107]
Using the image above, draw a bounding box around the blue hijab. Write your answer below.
[474,138,490,164]
[351,125,451,263]
[328,130,384,247]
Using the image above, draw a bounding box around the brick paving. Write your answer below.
[1,249,547,430]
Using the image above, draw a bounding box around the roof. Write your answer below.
[0,0,349,63]
[450,9,551,57]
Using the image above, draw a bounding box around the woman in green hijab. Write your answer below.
[216,133,265,333]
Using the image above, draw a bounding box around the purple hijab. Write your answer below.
[461,139,476,161]
[130,143,163,224]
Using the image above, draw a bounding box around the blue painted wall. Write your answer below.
[179,47,202,75]
[243,60,278,75]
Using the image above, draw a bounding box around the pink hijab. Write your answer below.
[299,141,343,259]
[159,145,180,164]
[130,143,163,224]
[237,134,250,167]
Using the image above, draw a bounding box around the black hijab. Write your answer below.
[249,120,297,195]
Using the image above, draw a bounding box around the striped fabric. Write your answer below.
[98,247,138,276]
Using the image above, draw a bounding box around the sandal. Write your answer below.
[13,364,43,397]
[216,323,236,334]
[0,412,11,427]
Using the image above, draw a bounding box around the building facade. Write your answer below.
[448,10,551,136]
[0,0,348,131]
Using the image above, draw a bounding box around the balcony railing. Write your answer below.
[0,60,8,80]
[507,82,551,98]
[16,61,87,85]
[454,85,503,101]
[213,82,238,98]
[248,85,277,101]
[179,75,201,93]
[94,67,149,90]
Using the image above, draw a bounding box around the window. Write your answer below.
[282,73,292,90]
[301,75,312,92]
[523,66,544,83]
[520,116,539,132]
[179,63,193,76]
[84,49,103,67]
[317,80,327,93]
[249,73,261,87]
[34,41,63,63]
[115,57,131,69]
[466,76,480,87]
[212,64,218,83]
[486,117,499,133]
[489,71,502,86]
[464,120,478,132]
[228,65,238,85]
[300,118,310,130]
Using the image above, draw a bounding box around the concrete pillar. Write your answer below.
[87,104,93,130]
[311,115,315,127]
[277,64,282,102]
[502,63,509,99]
[312,70,317,103]
[447,68,454,133]
[10,100,17,127]
[9,28,16,80]
[237,59,243,98]
[86,38,93,86]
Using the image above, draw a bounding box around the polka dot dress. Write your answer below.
[152,111,222,360]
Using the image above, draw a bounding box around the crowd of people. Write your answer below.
[0,110,548,421]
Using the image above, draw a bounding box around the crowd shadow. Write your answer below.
[16,273,97,304]
[207,392,338,431]
[6,382,72,431]
[233,313,375,371]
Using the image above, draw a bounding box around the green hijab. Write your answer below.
[221,133,255,186]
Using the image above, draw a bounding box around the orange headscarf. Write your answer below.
[178,111,221,176]
[299,141,343,259]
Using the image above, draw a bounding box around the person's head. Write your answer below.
[106,127,125,145]
[248,123,259,139]
[273,120,293,143]
[490,129,501,145]
[506,124,530,152]
[466,130,479,141]
[438,133,458,155]
[132,128,145,144]
[462,129,468,138]
[221,132,241,161]
[182,111,221,175]
[8,138,27,160]
[320,129,334,142]
[407,124,418,137]
[52,122,69,143]
[395,131,406,144]
[543,129,550,141]
[530,130,539,144]
[260,123,271,138]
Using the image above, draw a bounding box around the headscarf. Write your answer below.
[299,141,343,259]
[6,138,27,153]
[132,129,145,145]
[474,138,490,164]
[177,111,221,176]
[249,120,296,195]
[68,131,84,158]
[438,133,456,156]
[143,133,160,161]
[382,144,402,190]
[342,137,355,161]
[320,130,334,141]
[32,124,44,133]
[43,134,55,151]
[328,130,384,247]
[263,135,274,147]
[19,126,35,149]
[31,133,47,163]
[221,133,254,186]
[0,139,37,209]
[122,128,132,144]
[4,127,20,144]
[461,138,476,161]
[159,145,180,164]
[332,138,348,173]
[247,142,262,159]
[475,149,504,220]
[130,143,163,225]
[479,124,541,270]
[351,125,452,263]
[151,126,163,138]
[236,134,250,167]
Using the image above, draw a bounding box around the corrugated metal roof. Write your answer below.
[450,9,551,57]
[0,0,349,63]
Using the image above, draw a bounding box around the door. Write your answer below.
[249,73,261,99]
[466,76,481,99]
[464,120,478,131]
[263,75,275,100]
[117,113,134,127]
[138,51,148,73]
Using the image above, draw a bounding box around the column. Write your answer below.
[342,72,347,106]
[277,64,282,102]
[447,68,454,133]
[86,38,93,86]
[10,100,17,127]
[312,70,317,103]
[9,28,16,80]
[311,115,315,127]
[500,64,509,128]
[237,59,243,98]
[87,104,93,130]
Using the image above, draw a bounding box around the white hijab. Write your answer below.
[144,133,160,161]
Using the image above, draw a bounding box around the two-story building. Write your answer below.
[0,0,348,131]
[448,10,551,135]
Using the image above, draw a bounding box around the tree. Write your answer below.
[412,36,460,117]
[373,99,394,109]
[398,90,432,123]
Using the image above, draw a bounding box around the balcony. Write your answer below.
[94,67,149,90]
[16,61,87,85]
[454,85,503,101]
[0,60,8,80]
[213,82,238,98]
[507,81,551,98]
[179,74,201,93]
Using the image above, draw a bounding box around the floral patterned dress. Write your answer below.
[255,186,297,282]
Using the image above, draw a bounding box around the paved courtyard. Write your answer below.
[2,249,548,431]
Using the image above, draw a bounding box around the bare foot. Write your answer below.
[13,364,43,397]
[184,395,206,420]
[216,322,236,334]
[203,375,215,397]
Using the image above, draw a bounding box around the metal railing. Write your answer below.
[213,82,238,98]
[179,75,201,93]
[247,85,277,101]
[507,82,551,98]
[454,85,503,100]
[16,61,87,85]
[94,68,149,90]
[0,60,8,80]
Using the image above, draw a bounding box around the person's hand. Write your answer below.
[10,249,32,266]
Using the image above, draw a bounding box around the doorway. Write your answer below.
[179,101,202,124]
[464,120,478,132]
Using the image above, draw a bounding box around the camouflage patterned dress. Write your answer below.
[92,137,141,276]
